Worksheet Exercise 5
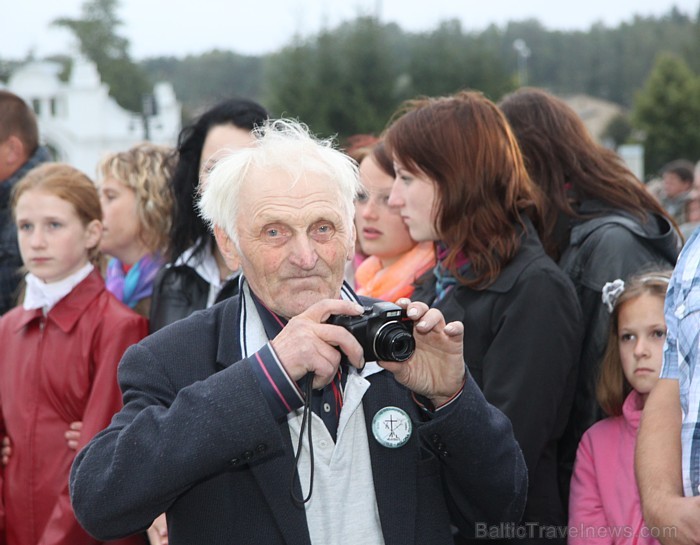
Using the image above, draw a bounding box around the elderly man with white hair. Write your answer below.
[69,119,527,545]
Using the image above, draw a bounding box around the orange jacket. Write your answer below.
[0,270,147,545]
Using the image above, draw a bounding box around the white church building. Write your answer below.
[4,57,181,177]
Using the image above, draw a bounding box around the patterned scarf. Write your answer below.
[433,243,471,303]
[105,253,164,308]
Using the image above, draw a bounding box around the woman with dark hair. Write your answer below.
[498,87,681,499]
[385,90,583,543]
[149,98,269,332]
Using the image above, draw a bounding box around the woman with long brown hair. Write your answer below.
[499,87,681,502]
[385,90,583,544]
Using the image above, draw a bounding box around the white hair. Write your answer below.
[198,118,360,246]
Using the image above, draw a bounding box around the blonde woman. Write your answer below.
[97,143,175,319]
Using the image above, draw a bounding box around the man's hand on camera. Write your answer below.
[270,299,366,389]
[381,299,466,408]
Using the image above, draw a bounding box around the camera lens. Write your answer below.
[373,322,415,362]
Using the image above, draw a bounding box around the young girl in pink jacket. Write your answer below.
[568,269,672,545]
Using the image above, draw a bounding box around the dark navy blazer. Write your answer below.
[70,294,527,545]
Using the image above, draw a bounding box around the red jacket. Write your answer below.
[0,271,147,545]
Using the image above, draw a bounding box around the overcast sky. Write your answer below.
[2,0,699,60]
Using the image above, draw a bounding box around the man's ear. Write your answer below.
[213,225,239,269]
[2,135,26,168]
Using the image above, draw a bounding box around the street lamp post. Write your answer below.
[513,39,531,87]
[141,93,157,141]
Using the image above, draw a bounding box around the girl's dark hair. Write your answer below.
[499,87,679,259]
[169,99,269,262]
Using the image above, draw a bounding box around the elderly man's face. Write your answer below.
[218,167,354,318]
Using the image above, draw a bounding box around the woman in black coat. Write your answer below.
[499,87,681,503]
[149,99,268,332]
[384,90,583,544]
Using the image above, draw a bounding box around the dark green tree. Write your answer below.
[602,113,633,148]
[118,5,700,135]
[407,20,512,100]
[632,53,700,175]
[263,37,320,126]
[264,17,400,138]
[684,5,700,74]
[494,9,696,106]
[54,0,150,112]
[322,17,401,136]
[144,50,264,121]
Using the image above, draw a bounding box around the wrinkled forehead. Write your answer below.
[241,165,345,205]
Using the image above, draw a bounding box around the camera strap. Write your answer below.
[291,372,315,506]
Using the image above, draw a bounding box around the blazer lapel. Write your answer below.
[217,297,311,545]
[363,373,418,545]
[250,423,312,545]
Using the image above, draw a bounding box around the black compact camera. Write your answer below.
[328,302,415,362]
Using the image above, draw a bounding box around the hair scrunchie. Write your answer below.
[601,279,625,314]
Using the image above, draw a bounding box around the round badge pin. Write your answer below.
[372,406,412,448]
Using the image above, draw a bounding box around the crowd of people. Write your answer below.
[0,84,698,545]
